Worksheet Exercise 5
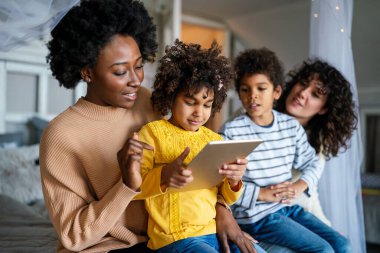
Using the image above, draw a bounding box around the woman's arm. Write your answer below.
[215,203,257,253]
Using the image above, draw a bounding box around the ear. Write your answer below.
[274,85,282,100]
[318,107,328,115]
[80,67,92,83]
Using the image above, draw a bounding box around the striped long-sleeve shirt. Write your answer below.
[220,110,323,224]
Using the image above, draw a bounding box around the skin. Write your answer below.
[285,78,328,126]
[162,87,244,191]
[219,75,330,253]
[80,34,252,252]
[81,34,154,191]
[238,74,282,126]
[238,73,307,202]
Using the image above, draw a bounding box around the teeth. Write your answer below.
[126,93,135,97]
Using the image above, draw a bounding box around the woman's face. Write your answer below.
[84,35,144,109]
[285,78,328,126]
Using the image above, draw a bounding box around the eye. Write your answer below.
[258,87,267,91]
[136,64,144,70]
[114,71,127,76]
[240,86,249,93]
[185,100,194,106]
[204,103,213,108]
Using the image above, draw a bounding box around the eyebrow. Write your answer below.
[109,56,143,67]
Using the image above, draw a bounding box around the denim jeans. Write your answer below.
[157,233,267,253]
[239,205,351,253]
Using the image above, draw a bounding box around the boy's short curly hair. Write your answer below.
[151,39,232,116]
[234,47,284,92]
[47,0,157,89]
[276,59,357,158]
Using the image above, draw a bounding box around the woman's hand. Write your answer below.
[216,203,257,253]
[258,181,297,204]
[219,158,248,191]
[161,147,193,190]
[117,132,154,191]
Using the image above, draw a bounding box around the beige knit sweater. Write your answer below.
[40,87,160,252]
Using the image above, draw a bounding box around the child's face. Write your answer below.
[285,78,328,126]
[239,73,281,126]
[169,86,214,132]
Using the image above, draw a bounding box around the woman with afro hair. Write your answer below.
[135,39,265,253]
[40,0,256,252]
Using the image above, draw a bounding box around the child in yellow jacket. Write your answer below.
[135,40,256,253]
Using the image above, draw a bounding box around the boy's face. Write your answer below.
[169,86,214,132]
[239,73,282,126]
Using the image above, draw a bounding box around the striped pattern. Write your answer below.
[220,111,323,224]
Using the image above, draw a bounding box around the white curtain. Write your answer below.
[309,1,366,253]
[0,0,79,51]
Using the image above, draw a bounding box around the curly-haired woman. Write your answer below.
[40,0,256,252]
[218,58,357,253]
[276,58,357,225]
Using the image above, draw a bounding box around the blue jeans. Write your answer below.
[157,233,267,253]
[239,205,351,253]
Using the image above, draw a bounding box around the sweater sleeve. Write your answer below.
[293,123,324,193]
[40,129,140,251]
[135,124,166,199]
[219,179,243,205]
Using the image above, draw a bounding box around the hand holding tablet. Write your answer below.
[169,139,262,192]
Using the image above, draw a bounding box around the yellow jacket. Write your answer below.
[136,120,242,249]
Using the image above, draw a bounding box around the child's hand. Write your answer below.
[117,132,154,191]
[219,158,248,191]
[161,147,193,190]
[258,181,297,203]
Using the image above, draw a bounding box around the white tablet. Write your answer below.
[170,139,262,192]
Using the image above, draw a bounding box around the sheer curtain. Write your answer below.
[0,0,79,51]
[309,1,366,252]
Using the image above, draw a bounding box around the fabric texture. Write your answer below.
[240,205,351,252]
[40,88,160,253]
[0,144,42,204]
[137,120,242,250]
[220,111,323,224]
[309,1,366,252]
[291,155,331,226]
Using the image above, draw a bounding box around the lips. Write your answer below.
[122,90,138,101]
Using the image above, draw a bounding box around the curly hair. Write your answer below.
[47,0,157,89]
[276,59,357,158]
[151,39,232,116]
[234,47,284,92]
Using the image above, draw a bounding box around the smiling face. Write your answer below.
[83,35,144,109]
[169,86,214,132]
[239,73,282,126]
[285,78,328,126]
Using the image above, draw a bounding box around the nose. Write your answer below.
[128,69,142,87]
[193,105,203,117]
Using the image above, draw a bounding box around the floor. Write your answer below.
[366,242,380,253]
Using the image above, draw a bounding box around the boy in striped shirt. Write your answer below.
[220,48,351,252]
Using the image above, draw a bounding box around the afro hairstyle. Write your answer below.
[47,0,157,89]
[233,47,284,92]
[151,39,232,117]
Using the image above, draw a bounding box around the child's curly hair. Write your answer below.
[47,0,157,89]
[276,59,358,158]
[234,47,284,92]
[151,39,232,116]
